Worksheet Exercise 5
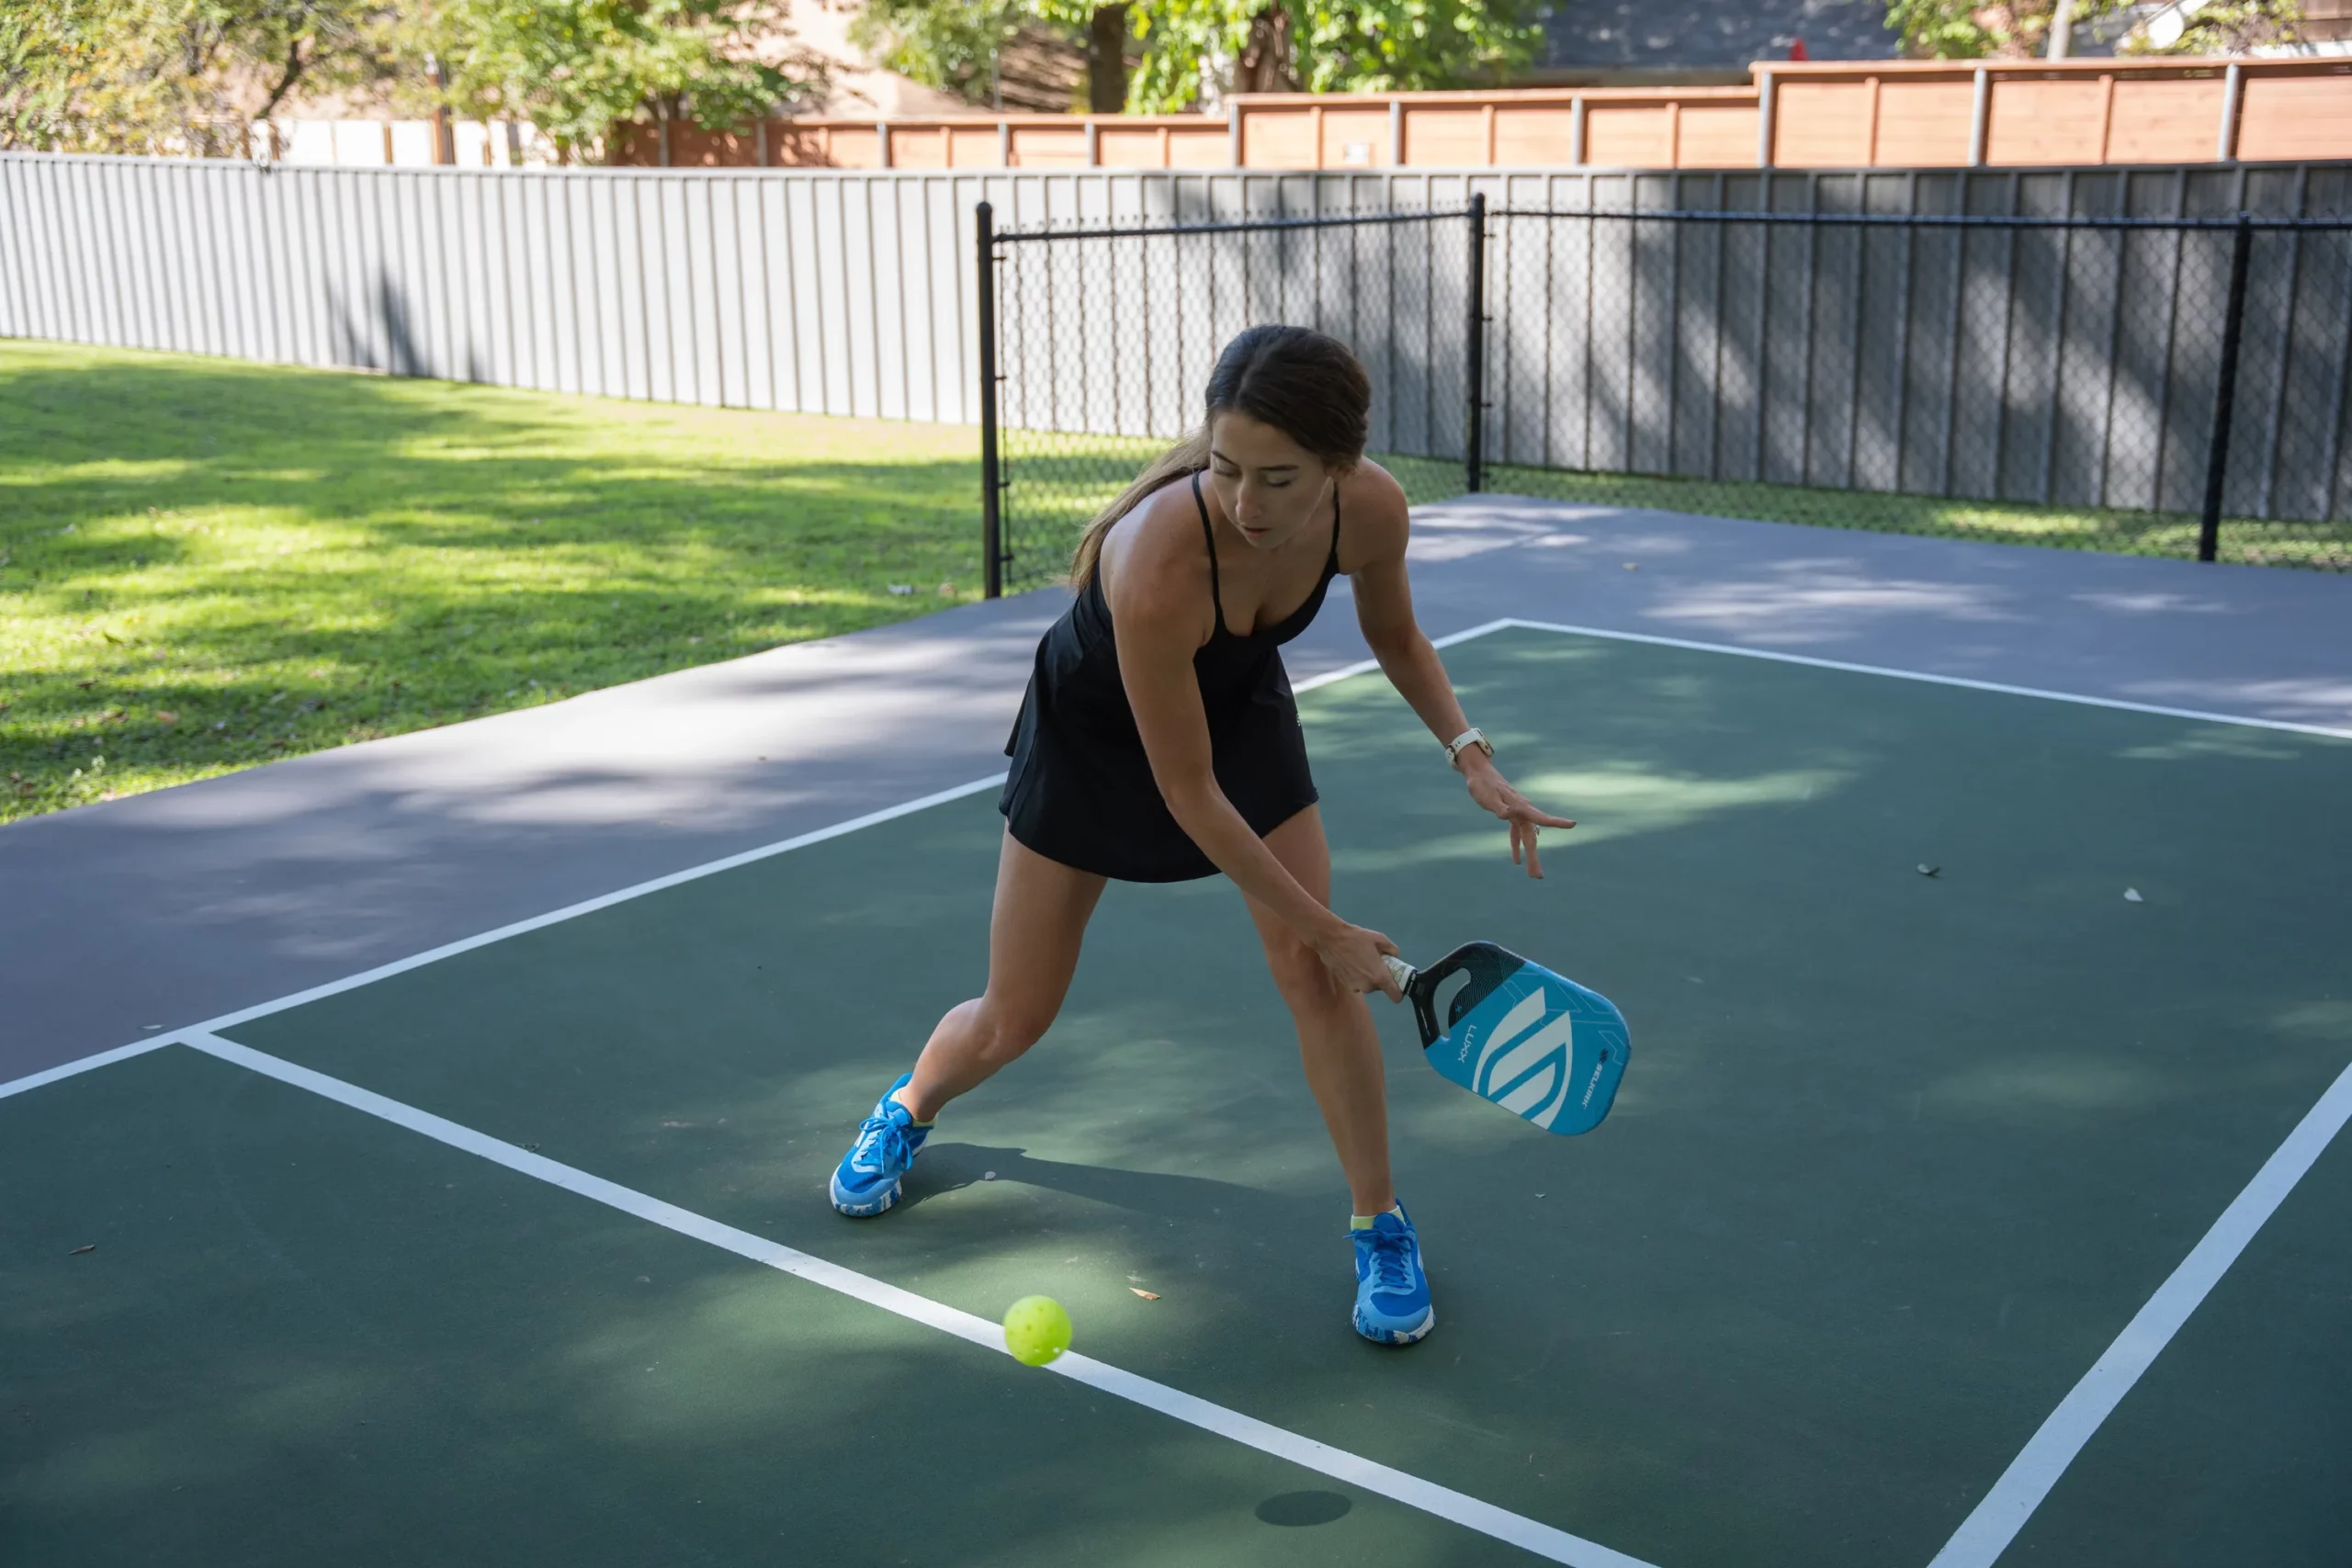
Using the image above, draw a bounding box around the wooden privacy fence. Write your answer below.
[619,59,2352,173]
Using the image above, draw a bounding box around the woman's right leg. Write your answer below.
[893,829,1108,1122]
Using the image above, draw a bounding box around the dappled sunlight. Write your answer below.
[2274,999,2352,1043]
[2116,676,2352,734]
[938,1017,1341,1196]
[2118,728,2313,763]
[556,1269,971,1443]
[1926,1056,2178,1120]
[0,341,989,820]
[17,1359,392,1507]
[1333,764,1850,868]
[1646,568,2018,645]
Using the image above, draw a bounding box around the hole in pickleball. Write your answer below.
[1255,1491,1351,1527]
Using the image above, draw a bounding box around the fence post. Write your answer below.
[1465,192,1488,493]
[2197,213,2254,565]
[977,200,1004,598]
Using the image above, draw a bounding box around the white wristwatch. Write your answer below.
[1443,727,1493,771]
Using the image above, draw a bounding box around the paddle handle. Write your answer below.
[1382,954,1418,995]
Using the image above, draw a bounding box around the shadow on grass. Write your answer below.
[0,347,989,819]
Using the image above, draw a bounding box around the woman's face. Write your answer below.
[1205,410,1340,552]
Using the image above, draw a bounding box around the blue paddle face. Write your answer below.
[1415,944,1630,1136]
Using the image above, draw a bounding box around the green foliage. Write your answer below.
[1883,0,2299,58]
[857,0,1541,115]
[422,0,824,163]
[1,0,399,153]
[2118,0,2301,53]
[847,0,1021,107]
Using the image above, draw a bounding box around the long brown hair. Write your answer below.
[1069,324,1372,590]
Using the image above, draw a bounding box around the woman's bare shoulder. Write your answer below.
[1100,472,1211,626]
[1338,459,1411,573]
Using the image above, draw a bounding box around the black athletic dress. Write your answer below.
[999,469,1341,883]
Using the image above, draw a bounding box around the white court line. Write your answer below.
[0,1036,181,1101]
[182,1029,1657,1568]
[0,774,1006,1102]
[1497,618,2352,740]
[9,610,2349,1568]
[1927,1057,2352,1567]
[0,616,1516,1106]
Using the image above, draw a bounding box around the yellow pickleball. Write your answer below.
[1001,1294,1072,1367]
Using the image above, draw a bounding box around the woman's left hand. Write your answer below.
[1462,761,1576,878]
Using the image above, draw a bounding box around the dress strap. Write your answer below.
[1191,469,1227,637]
[1326,483,1343,575]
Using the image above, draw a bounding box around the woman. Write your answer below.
[828,324,1573,1347]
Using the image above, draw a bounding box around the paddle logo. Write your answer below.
[1462,987,1578,1131]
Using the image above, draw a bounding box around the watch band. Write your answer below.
[1443,727,1493,769]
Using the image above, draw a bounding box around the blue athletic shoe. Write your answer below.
[1351,1205,1435,1345]
[828,1073,932,1217]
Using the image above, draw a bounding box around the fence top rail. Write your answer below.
[989,205,2352,247]
[994,207,1477,244]
[1488,208,2352,231]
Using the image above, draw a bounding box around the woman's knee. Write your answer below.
[974,992,1060,1059]
[1265,936,1346,1012]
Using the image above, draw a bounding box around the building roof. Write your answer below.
[1538,0,1896,69]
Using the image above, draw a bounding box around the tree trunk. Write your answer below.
[1087,6,1126,115]
[2047,0,2076,56]
[1235,6,1298,96]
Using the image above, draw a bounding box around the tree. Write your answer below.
[1883,0,2300,57]
[854,0,1542,117]
[420,0,829,163]
[852,0,1125,113]
[3,0,401,153]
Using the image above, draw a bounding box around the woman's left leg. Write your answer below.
[1238,804,1394,1216]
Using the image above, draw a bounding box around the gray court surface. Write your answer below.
[6,498,2349,1089]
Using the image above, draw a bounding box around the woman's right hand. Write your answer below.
[1313,919,1404,1002]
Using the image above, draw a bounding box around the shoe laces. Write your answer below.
[850,1110,910,1175]
[1360,1224,1416,1294]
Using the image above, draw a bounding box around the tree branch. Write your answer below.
[257,35,308,120]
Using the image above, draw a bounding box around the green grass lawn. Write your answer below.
[12,339,2346,826]
[0,341,989,823]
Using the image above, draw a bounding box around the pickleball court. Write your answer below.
[7,612,2350,1568]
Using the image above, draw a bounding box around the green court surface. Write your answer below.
[7,626,2350,1567]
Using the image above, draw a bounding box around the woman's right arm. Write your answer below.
[1107,536,1403,999]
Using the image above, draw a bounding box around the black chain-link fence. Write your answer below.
[978,200,2352,593]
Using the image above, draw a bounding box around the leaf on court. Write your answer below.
[1129,1288,1159,1300]
[982,1170,997,1180]
[1917,863,1940,877]
[70,1245,95,1256]
[1622,562,1640,570]
[2124,887,2143,902]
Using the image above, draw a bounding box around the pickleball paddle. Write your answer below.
[1383,943,1630,1135]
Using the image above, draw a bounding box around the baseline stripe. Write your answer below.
[1497,619,2352,740]
[1927,1057,2352,1568]
[0,1036,178,1101]
[6,617,1525,1102]
[184,1030,1658,1568]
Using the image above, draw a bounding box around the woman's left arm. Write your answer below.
[1349,472,1577,877]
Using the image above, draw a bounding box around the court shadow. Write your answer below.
[909,1141,1326,1231]
[1255,1491,1352,1527]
